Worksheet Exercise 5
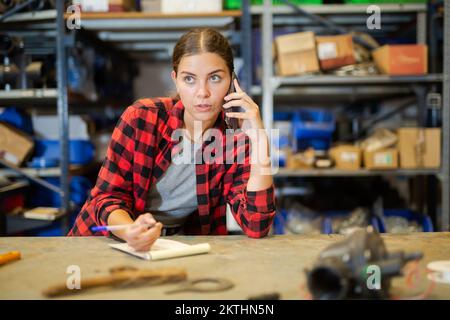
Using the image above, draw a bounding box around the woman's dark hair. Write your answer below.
[172,28,234,76]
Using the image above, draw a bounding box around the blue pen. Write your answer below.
[91,223,154,232]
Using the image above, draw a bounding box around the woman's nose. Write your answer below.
[196,82,211,98]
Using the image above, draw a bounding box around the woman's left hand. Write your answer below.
[223,78,265,139]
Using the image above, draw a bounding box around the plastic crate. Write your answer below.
[273,209,288,234]
[345,0,425,3]
[29,176,92,208]
[293,109,335,151]
[225,0,322,10]
[0,107,33,135]
[274,110,336,151]
[375,209,433,233]
[224,0,242,9]
[252,0,322,5]
[322,210,378,234]
[30,139,95,167]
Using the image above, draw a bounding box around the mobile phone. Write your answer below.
[224,72,245,130]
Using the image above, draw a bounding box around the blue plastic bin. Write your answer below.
[375,209,433,233]
[30,139,95,167]
[0,107,33,135]
[293,109,335,151]
[274,110,335,151]
[29,176,92,208]
[273,209,288,235]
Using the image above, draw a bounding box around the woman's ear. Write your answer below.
[171,70,177,84]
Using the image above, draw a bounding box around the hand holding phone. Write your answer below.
[224,72,245,130]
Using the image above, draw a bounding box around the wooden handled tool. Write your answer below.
[42,267,187,298]
[0,251,21,266]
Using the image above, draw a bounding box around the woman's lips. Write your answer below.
[195,104,213,112]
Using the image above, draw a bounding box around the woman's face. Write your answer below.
[172,52,231,127]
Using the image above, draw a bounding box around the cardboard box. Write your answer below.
[360,128,397,153]
[364,148,398,170]
[0,122,34,166]
[141,0,222,14]
[274,31,320,76]
[316,34,355,70]
[141,0,161,12]
[109,0,136,12]
[73,0,136,12]
[286,148,315,169]
[372,44,428,75]
[398,128,441,169]
[329,145,361,170]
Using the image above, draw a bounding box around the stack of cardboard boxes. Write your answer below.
[274,31,428,76]
[328,128,441,171]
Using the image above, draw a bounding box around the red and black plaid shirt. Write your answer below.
[68,97,276,238]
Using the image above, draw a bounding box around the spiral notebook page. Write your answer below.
[109,238,210,261]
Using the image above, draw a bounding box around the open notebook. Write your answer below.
[109,238,211,261]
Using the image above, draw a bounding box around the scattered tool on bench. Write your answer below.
[165,277,234,294]
[42,266,187,298]
[0,251,21,266]
[306,227,423,300]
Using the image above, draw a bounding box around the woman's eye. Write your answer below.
[210,75,221,82]
[184,76,194,84]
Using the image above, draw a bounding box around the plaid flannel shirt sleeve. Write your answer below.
[90,106,137,226]
[226,136,276,238]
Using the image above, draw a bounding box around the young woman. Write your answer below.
[68,28,276,251]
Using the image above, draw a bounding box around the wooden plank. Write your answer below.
[0,234,449,299]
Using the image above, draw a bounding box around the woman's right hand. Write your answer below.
[123,213,163,252]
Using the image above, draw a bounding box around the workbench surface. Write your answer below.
[1,233,450,299]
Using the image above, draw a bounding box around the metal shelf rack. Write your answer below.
[0,3,70,233]
[243,0,450,231]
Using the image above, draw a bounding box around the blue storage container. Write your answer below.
[274,109,336,151]
[29,139,95,167]
[375,209,433,233]
[0,107,33,135]
[322,210,374,234]
[29,176,92,208]
[293,109,335,151]
[273,209,288,235]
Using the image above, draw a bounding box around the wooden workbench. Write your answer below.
[1,233,450,300]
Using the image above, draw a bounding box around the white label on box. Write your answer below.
[76,0,108,12]
[340,152,357,163]
[3,152,19,165]
[374,153,392,165]
[318,42,338,60]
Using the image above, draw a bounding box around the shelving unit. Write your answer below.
[1,3,70,233]
[248,0,449,231]
[68,10,243,65]
[275,168,441,178]
[1,5,247,235]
